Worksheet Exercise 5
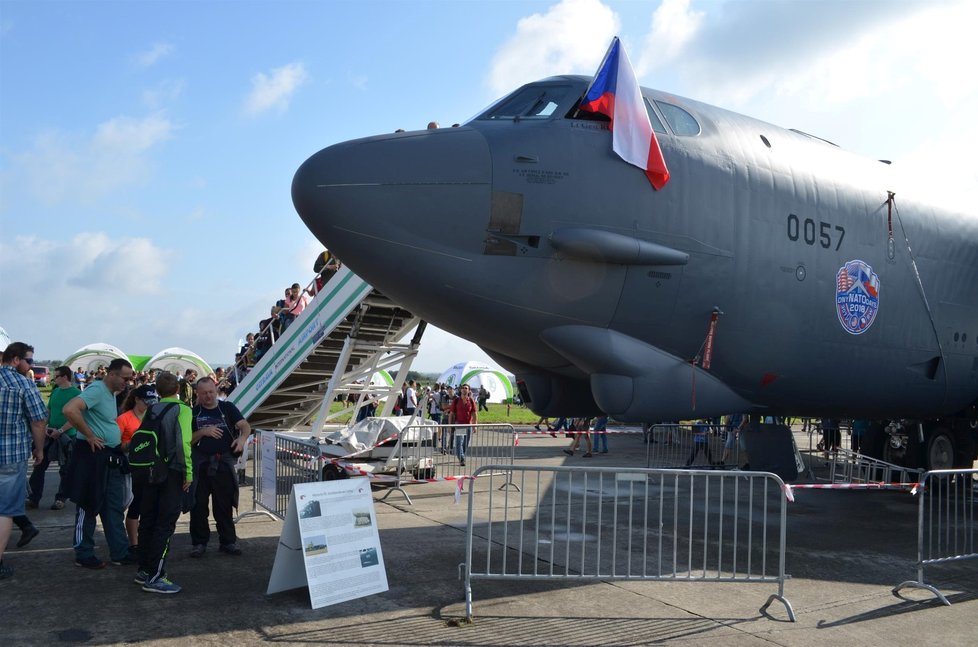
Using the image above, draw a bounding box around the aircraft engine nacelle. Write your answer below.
[540,326,753,422]
[515,373,602,418]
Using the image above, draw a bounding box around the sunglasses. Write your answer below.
[23,357,34,365]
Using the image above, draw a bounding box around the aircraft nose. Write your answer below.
[291,127,492,263]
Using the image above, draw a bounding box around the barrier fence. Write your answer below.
[356,423,520,504]
[894,468,978,605]
[825,448,922,486]
[646,423,742,469]
[252,432,323,520]
[462,465,794,622]
[245,424,520,510]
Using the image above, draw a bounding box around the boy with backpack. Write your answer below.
[129,371,192,593]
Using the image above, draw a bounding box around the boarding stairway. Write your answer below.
[229,265,423,432]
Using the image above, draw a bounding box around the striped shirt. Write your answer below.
[0,365,48,464]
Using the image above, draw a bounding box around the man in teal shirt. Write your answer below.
[27,366,80,510]
[63,358,134,569]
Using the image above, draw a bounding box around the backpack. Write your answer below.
[129,403,178,486]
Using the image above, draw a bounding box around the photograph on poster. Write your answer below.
[359,547,379,568]
[300,499,322,519]
[304,534,328,556]
[352,509,373,528]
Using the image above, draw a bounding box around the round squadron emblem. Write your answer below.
[836,260,880,335]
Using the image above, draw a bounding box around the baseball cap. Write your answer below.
[135,384,159,405]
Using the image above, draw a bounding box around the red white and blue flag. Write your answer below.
[579,37,670,190]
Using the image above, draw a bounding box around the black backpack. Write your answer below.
[129,403,178,486]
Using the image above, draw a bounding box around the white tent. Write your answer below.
[144,347,213,377]
[62,343,129,373]
[436,361,514,403]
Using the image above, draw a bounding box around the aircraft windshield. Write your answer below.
[480,85,571,120]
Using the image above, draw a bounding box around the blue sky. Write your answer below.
[1,0,975,371]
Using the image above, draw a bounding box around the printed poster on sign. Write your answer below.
[259,431,277,511]
[835,259,880,335]
[293,478,388,609]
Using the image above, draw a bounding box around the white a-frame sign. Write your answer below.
[267,478,388,609]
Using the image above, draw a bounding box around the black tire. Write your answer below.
[322,463,349,481]
[882,434,909,466]
[925,431,955,471]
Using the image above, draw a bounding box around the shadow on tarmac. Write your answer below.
[3,429,977,645]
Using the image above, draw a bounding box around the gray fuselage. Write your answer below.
[292,76,978,422]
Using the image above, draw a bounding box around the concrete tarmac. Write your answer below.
[2,428,976,646]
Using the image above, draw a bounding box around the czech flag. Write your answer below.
[580,37,670,190]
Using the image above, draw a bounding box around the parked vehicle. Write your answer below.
[33,365,49,387]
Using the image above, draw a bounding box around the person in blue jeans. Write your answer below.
[685,420,714,467]
[592,416,609,453]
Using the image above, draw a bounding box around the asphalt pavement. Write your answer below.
[2,427,976,646]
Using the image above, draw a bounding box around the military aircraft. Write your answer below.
[291,75,978,470]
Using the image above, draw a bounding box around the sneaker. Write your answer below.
[534,425,541,430]
[111,554,139,566]
[562,449,574,456]
[134,570,149,585]
[583,452,593,458]
[25,499,38,510]
[74,556,106,570]
[218,543,242,556]
[51,499,65,510]
[142,576,181,594]
[0,561,12,581]
[189,544,206,558]
[16,525,39,548]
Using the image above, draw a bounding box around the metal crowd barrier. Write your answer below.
[825,448,922,485]
[244,431,323,520]
[646,423,740,468]
[893,468,978,605]
[462,465,794,622]
[378,423,519,504]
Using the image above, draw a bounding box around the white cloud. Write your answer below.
[660,2,977,112]
[635,0,704,76]
[10,113,173,206]
[243,61,308,116]
[486,0,620,97]
[135,42,174,68]
[0,232,173,359]
[142,78,185,109]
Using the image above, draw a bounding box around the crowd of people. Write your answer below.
[233,250,342,379]
[1,341,250,594]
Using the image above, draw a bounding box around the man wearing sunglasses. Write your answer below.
[27,366,80,511]
[0,342,48,581]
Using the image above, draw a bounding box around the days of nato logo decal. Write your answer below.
[835,260,880,335]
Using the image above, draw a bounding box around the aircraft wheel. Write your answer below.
[322,463,349,481]
[926,431,955,471]
[882,435,907,466]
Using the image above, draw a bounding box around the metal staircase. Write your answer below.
[229,266,422,432]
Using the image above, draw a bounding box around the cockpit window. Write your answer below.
[643,97,667,134]
[480,85,571,120]
[564,93,668,136]
[654,100,700,136]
